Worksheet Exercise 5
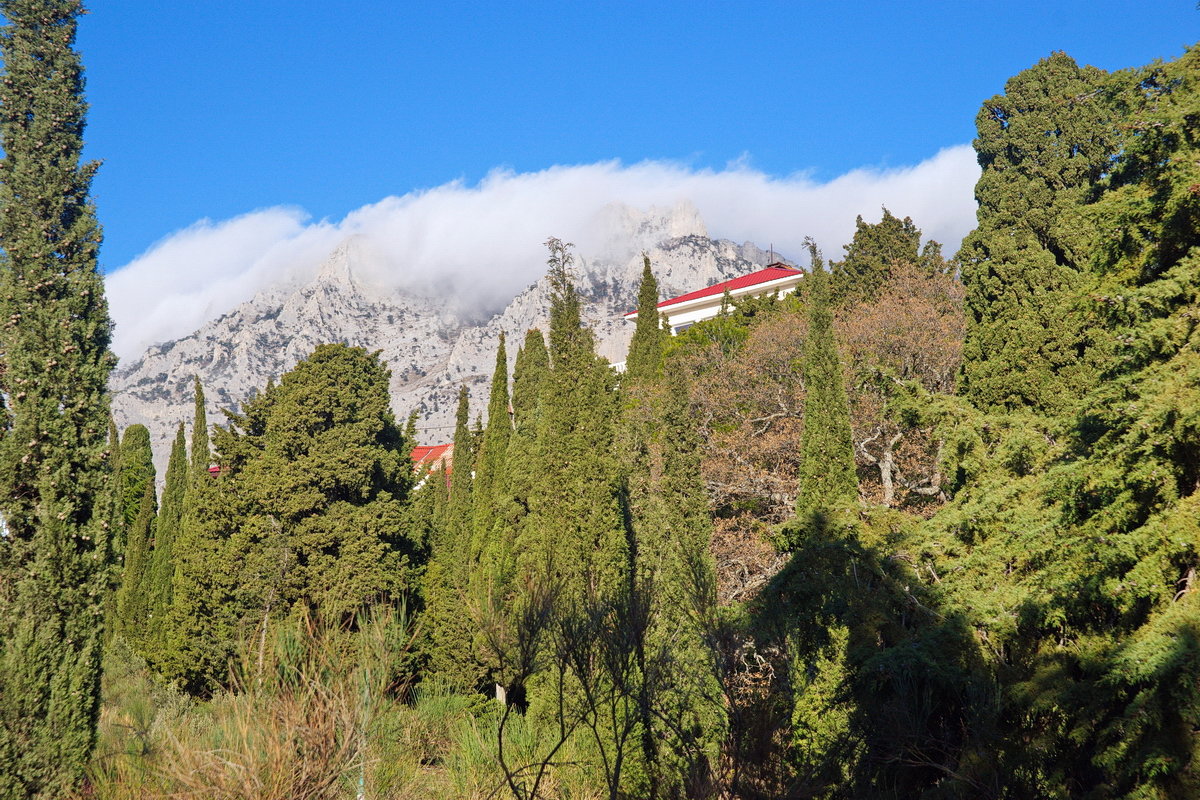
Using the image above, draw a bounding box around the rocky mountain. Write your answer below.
[110,202,791,472]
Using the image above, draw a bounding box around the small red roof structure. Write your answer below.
[411,442,454,475]
[624,263,803,318]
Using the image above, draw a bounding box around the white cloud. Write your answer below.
[105,145,980,361]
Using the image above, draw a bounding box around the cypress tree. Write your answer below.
[115,424,154,552]
[791,242,857,528]
[189,375,210,477]
[115,482,155,644]
[162,378,226,692]
[470,334,510,561]
[526,238,625,595]
[624,255,664,386]
[0,2,114,795]
[958,52,1116,413]
[423,383,485,689]
[146,421,186,663]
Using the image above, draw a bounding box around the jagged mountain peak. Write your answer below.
[112,211,790,475]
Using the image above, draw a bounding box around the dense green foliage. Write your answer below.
[791,246,857,527]
[832,207,946,303]
[162,346,419,694]
[144,422,186,664]
[0,2,114,796]
[28,36,1198,800]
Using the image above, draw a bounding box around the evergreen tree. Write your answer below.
[791,242,857,529]
[189,375,210,477]
[423,384,486,690]
[146,421,186,663]
[525,238,625,596]
[162,377,227,692]
[167,346,419,694]
[958,52,1117,413]
[115,424,154,552]
[624,255,664,385]
[831,207,945,303]
[470,334,511,563]
[0,2,114,795]
[619,257,720,794]
[115,482,156,644]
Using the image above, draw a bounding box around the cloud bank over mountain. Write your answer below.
[105,145,979,361]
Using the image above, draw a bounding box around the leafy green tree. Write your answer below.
[0,1,115,795]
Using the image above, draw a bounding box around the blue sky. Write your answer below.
[79,1,1198,272]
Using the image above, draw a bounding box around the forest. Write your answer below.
[0,3,1197,799]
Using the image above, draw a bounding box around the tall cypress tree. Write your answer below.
[0,2,114,795]
[423,384,485,690]
[958,52,1116,413]
[162,378,225,692]
[146,421,187,664]
[791,242,857,528]
[115,424,154,553]
[624,255,664,386]
[526,238,625,597]
[189,375,210,477]
[115,482,155,645]
[470,334,510,562]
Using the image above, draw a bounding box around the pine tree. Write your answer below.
[0,2,114,794]
[791,242,857,530]
[146,421,186,663]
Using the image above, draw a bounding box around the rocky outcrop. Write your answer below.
[110,202,790,471]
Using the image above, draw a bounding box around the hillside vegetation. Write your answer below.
[5,34,1197,800]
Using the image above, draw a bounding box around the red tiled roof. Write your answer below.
[411,443,453,474]
[625,265,803,316]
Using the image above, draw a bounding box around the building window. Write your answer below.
[672,322,694,335]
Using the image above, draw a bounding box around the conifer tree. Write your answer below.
[831,208,945,304]
[115,424,154,551]
[958,52,1116,413]
[792,242,857,528]
[189,375,210,477]
[146,421,186,662]
[423,384,486,689]
[624,255,664,386]
[161,378,226,692]
[526,238,625,595]
[115,482,155,644]
[470,334,510,561]
[0,2,114,794]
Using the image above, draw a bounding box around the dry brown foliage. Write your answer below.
[679,266,964,602]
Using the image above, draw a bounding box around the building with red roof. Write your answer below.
[624,262,803,336]
[411,442,454,475]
